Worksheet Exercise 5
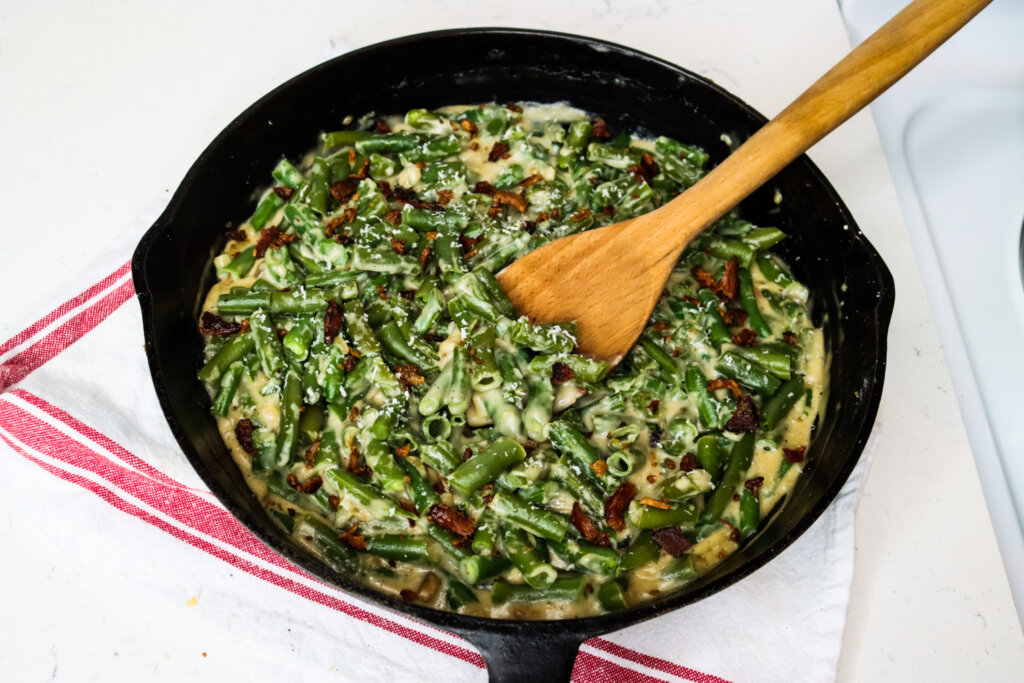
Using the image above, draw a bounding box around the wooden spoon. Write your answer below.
[497,0,991,362]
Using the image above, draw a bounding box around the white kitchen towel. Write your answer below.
[0,206,871,683]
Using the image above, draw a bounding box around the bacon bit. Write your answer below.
[571,502,610,547]
[437,189,454,206]
[488,142,510,162]
[604,482,637,531]
[399,589,419,602]
[301,476,323,494]
[718,307,748,327]
[683,295,701,307]
[324,301,343,345]
[400,290,416,301]
[551,362,574,384]
[375,119,391,134]
[392,185,444,211]
[393,364,426,390]
[432,478,447,494]
[572,207,592,222]
[462,447,474,462]
[720,257,739,301]
[732,329,758,347]
[394,444,411,459]
[272,186,294,200]
[601,205,616,218]
[665,459,676,470]
[384,208,402,226]
[419,246,432,273]
[423,332,445,342]
[234,419,256,454]
[254,226,280,257]
[459,234,483,251]
[328,495,340,511]
[225,229,247,242]
[348,157,370,179]
[398,497,416,514]
[347,148,356,165]
[518,173,543,188]
[276,328,288,340]
[591,117,611,139]
[783,445,806,463]
[782,331,799,345]
[348,407,360,422]
[551,208,561,221]
[338,522,367,550]
[744,476,765,498]
[641,153,660,180]
[493,189,528,213]
[679,453,698,472]
[286,474,301,491]
[536,211,549,222]
[372,284,386,301]
[648,399,660,414]
[725,395,761,433]
[330,179,358,204]
[506,101,523,113]
[692,266,718,291]
[343,354,358,373]
[522,220,537,234]
[650,322,670,333]
[672,347,682,357]
[707,377,743,400]
[429,503,476,539]
[460,119,478,136]
[199,311,242,337]
[377,180,394,199]
[471,141,479,150]
[639,497,672,510]
[390,236,407,255]
[590,459,608,478]
[304,440,322,468]
[652,528,692,557]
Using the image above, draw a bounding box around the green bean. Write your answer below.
[700,432,755,524]
[449,438,526,496]
[548,420,600,467]
[248,310,287,378]
[696,434,726,482]
[325,468,413,519]
[364,439,406,492]
[419,441,460,477]
[198,332,255,384]
[211,361,244,416]
[269,290,330,315]
[685,364,720,429]
[353,132,421,155]
[412,286,445,336]
[471,510,500,556]
[491,577,583,605]
[605,449,642,477]
[271,158,304,189]
[490,491,568,542]
[480,389,522,439]
[217,291,271,316]
[418,361,453,416]
[421,414,451,442]
[557,121,592,169]
[662,555,698,583]
[659,470,713,501]
[282,318,316,361]
[733,346,792,380]
[641,336,681,381]
[618,530,660,572]
[696,289,732,349]
[351,245,421,275]
[598,580,627,611]
[445,346,472,417]
[322,130,371,149]
[378,321,437,368]
[738,267,771,336]
[249,191,283,230]
[739,488,760,537]
[523,376,554,443]
[274,369,302,466]
[219,247,256,279]
[761,376,806,430]
[473,268,516,319]
[445,577,479,609]
[742,227,786,251]
[627,500,698,529]
[460,554,512,585]
[502,526,557,588]
[342,300,382,356]
[551,538,619,575]
[508,319,578,355]
[402,207,469,232]
[304,516,357,573]
[427,523,471,561]
[716,352,781,396]
[363,535,433,565]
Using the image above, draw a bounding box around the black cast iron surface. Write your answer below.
[132,28,895,682]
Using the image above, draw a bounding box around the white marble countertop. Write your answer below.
[1,1,1021,681]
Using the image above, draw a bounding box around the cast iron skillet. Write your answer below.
[132,28,895,682]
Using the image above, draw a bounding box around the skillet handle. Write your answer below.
[463,629,587,682]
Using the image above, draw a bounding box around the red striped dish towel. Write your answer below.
[0,208,869,682]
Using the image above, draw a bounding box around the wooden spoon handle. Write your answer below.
[644,0,992,251]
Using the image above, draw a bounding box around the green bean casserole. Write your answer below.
[197,103,826,618]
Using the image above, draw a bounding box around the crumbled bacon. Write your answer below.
[437,189,454,205]
[488,142,510,162]
[324,301,343,345]
[390,236,407,254]
[394,443,411,459]
[493,189,528,213]
[783,445,806,463]
[720,257,739,301]
[254,226,282,258]
[429,503,476,539]
[590,459,608,478]
[460,119,478,136]
[304,440,321,468]
[522,220,537,234]
[515,174,541,189]
[348,157,370,179]
[744,476,764,498]
[731,329,758,347]
[459,234,483,251]
[338,522,367,550]
[679,453,697,472]
[272,186,294,200]
[707,377,743,400]
[375,284,387,300]
[725,395,761,433]
[393,364,425,390]
[604,481,637,531]
[591,117,611,139]
[462,447,473,462]
[301,476,323,494]
[384,208,402,226]
[602,205,615,218]
[652,528,692,557]
[330,179,358,204]
[328,495,340,511]
[225,229,247,242]
[375,119,391,134]
[572,207,592,222]
[419,246,432,273]
[506,102,523,113]
[571,502,610,547]
[551,362,574,384]
[474,181,496,195]
[343,354,358,372]
[392,185,444,212]
[234,419,256,454]
[648,399,660,414]
[718,307,747,327]
[377,180,393,199]
[286,474,301,491]
[782,331,799,345]
[199,311,242,337]
[423,332,445,342]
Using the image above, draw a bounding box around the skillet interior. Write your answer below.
[132,28,895,682]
